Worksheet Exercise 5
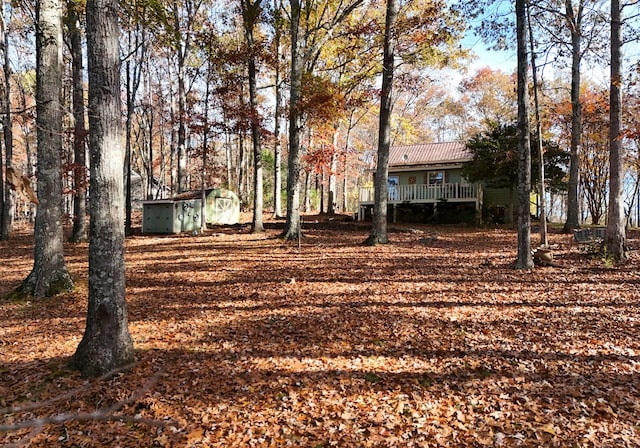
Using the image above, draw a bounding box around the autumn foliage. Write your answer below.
[1,219,639,446]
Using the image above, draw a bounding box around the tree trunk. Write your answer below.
[67,0,88,243]
[125,57,133,234]
[1,2,13,241]
[273,117,283,217]
[272,0,283,219]
[319,171,325,214]
[17,81,36,223]
[225,128,232,188]
[281,0,303,240]
[238,132,246,206]
[200,52,213,232]
[72,0,134,376]
[242,0,264,233]
[174,4,188,194]
[18,0,74,297]
[124,27,145,235]
[605,0,626,260]
[562,0,583,233]
[328,130,338,214]
[364,0,397,246]
[146,66,155,200]
[304,170,311,212]
[342,114,354,212]
[514,0,533,269]
[527,1,547,247]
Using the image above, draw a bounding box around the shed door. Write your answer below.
[215,197,233,224]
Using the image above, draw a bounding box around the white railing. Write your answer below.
[359,182,479,203]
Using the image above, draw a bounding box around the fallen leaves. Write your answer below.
[1,222,639,446]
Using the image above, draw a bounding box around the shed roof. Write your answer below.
[389,141,471,167]
[172,189,215,201]
[171,188,239,201]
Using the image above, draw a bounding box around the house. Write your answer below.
[357,142,516,224]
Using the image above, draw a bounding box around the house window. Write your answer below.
[428,171,445,185]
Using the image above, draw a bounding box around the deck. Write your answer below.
[357,182,482,220]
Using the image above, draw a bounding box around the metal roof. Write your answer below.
[388,141,471,166]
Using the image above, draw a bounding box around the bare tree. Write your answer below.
[72,0,135,376]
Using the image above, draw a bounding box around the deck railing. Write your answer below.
[359,182,479,203]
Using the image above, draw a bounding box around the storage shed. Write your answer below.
[142,188,240,234]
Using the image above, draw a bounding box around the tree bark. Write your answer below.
[124,26,145,235]
[18,0,74,297]
[272,0,283,219]
[242,0,264,233]
[281,0,303,240]
[605,0,626,260]
[66,0,88,243]
[514,0,533,269]
[72,0,134,376]
[328,131,338,214]
[174,2,189,194]
[562,0,583,233]
[527,1,547,247]
[364,0,397,246]
[1,2,13,241]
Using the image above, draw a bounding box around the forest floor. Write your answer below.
[1,215,639,447]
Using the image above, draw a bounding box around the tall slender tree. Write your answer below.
[463,0,606,232]
[559,0,587,232]
[527,0,547,247]
[605,0,626,260]
[17,0,74,297]
[281,0,304,239]
[66,0,88,243]
[123,21,146,236]
[72,0,135,376]
[514,0,533,269]
[271,0,284,218]
[281,0,365,240]
[364,0,397,245]
[0,1,13,241]
[529,0,608,232]
[241,0,264,233]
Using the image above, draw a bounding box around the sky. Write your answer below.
[464,36,516,74]
[436,31,516,97]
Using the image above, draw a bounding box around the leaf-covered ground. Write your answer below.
[1,217,639,447]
